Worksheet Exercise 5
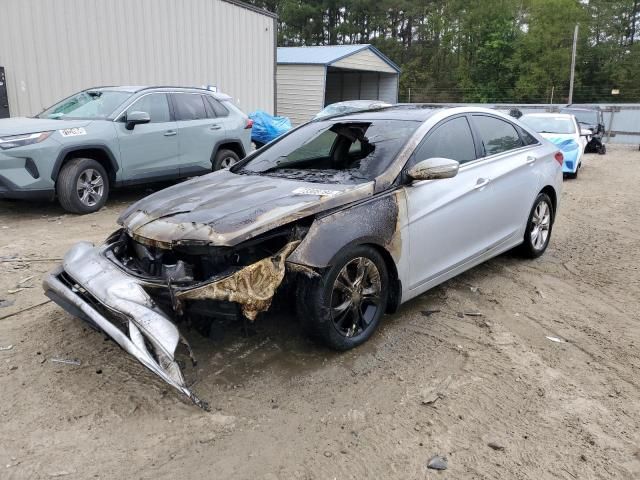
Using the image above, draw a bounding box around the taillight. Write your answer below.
[245,119,254,129]
[554,152,564,165]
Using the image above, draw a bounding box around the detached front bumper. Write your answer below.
[43,242,206,408]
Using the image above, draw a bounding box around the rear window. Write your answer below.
[520,115,575,134]
[238,119,420,183]
[205,96,229,117]
[561,109,598,125]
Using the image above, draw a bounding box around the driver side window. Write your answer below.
[126,93,171,123]
[413,117,477,165]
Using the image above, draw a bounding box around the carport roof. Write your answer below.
[277,44,401,73]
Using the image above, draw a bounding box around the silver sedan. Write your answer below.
[44,105,564,405]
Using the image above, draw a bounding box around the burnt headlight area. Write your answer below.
[107,224,309,286]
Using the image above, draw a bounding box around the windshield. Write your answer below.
[520,116,576,134]
[37,90,132,120]
[237,119,420,184]
[561,109,598,125]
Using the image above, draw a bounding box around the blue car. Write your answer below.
[519,113,589,179]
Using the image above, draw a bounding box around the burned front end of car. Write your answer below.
[43,222,310,408]
[42,114,413,407]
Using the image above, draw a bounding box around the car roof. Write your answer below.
[317,104,450,122]
[91,86,148,93]
[89,85,223,95]
[318,104,524,123]
[562,106,601,112]
[522,113,574,119]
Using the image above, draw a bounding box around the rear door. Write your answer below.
[171,92,226,176]
[115,92,179,181]
[468,114,542,245]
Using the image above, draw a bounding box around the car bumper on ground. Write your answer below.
[42,241,207,408]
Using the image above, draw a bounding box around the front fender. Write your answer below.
[287,190,403,269]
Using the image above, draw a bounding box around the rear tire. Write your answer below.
[296,246,388,350]
[598,144,606,155]
[213,149,240,171]
[56,158,109,214]
[519,193,554,259]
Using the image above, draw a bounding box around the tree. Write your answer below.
[248,0,640,102]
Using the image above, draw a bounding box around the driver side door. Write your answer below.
[115,93,179,182]
[404,115,497,294]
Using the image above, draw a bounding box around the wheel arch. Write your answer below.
[359,242,402,314]
[52,145,118,184]
[287,192,404,314]
[540,185,557,218]
[210,139,246,167]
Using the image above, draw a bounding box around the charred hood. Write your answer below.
[118,170,374,247]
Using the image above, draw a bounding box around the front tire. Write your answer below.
[297,246,388,350]
[56,158,109,214]
[519,193,554,258]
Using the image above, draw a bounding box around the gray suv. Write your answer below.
[0,86,252,213]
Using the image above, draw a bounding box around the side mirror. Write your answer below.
[580,128,593,137]
[125,111,151,130]
[407,157,460,182]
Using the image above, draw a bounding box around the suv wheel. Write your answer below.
[56,158,109,214]
[297,246,388,350]
[213,149,240,170]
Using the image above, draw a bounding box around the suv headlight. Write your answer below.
[0,131,53,149]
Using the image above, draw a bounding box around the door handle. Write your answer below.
[525,155,537,164]
[209,124,222,130]
[473,178,491,190]
[164,130,177,137]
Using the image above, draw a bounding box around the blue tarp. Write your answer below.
[249,111,291,145]
[546,137,579,173]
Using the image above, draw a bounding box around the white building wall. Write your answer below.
[0,0,276,117]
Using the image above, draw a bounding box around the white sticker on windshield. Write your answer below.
[59,127,87,137]
[292,187,341,197]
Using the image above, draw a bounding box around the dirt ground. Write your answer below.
[1,144,639,479]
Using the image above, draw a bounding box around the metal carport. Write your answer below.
[276,45,401,125]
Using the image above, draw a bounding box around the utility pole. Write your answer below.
[568,24,579,105]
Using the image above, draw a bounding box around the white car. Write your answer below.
[519,113,589,178]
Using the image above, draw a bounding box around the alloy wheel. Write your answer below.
[330,257,382,338]
[76,169,104,207]
[220,156,238,168]
[530,200,551,250]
